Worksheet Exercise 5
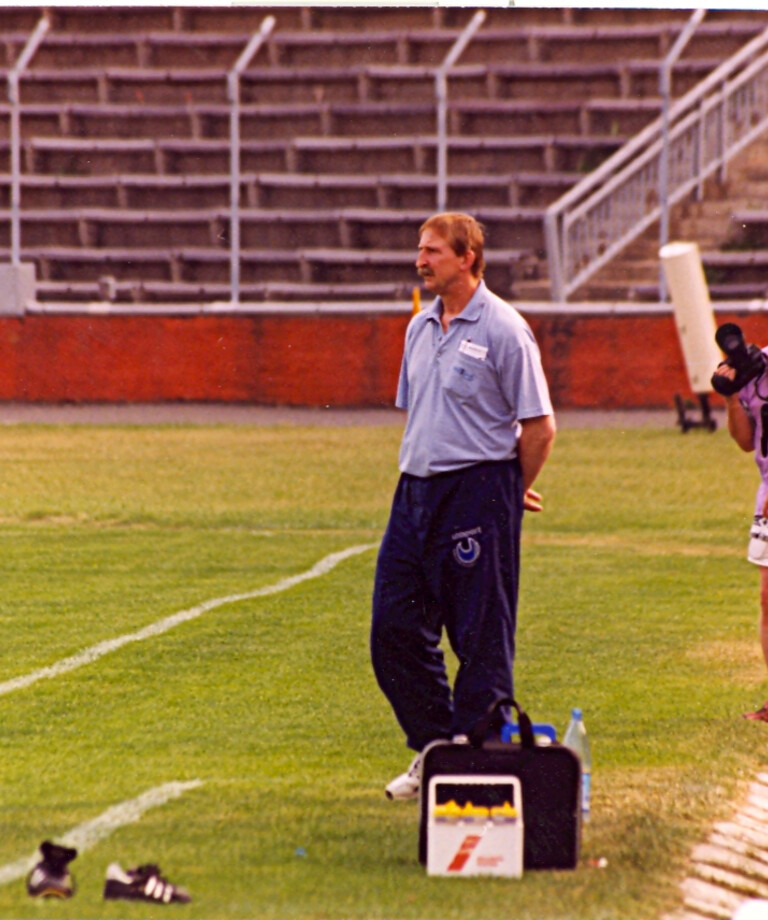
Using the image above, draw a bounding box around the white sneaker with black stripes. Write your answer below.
[385,753,422,801]
[103,862,191,904]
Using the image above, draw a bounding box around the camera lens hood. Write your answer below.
[715,322,746,356]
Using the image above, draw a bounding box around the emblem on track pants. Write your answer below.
[452,527,482,567]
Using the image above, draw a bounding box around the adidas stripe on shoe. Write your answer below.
[103,862,191,904]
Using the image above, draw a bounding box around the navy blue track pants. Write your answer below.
[371,459,523,752]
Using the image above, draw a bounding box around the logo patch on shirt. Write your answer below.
[459,340,488,361]
[452,527,482,567]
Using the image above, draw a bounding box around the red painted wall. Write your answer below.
[528,310,768,410]
[1,309,765,408]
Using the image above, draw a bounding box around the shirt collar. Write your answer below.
[425,280,487,326]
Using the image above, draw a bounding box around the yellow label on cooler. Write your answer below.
[433,800,463,821]
[490,801,518,821]
[460,802,490,821]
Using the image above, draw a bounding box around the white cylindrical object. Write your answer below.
[733,901,768,920]
[660,241,721,393]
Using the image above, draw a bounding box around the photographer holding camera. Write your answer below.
[713,323,768,720]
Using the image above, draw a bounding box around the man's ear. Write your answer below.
[462,248,477,273]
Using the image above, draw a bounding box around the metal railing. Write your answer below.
[545,20,768,302]
[436,9,486,211]
[658,8,706,301]
[228,15,276,305]
[8,14,50,267]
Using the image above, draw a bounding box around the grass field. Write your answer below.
[0,419,765,920]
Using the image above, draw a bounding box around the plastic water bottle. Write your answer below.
[563,708,591,821]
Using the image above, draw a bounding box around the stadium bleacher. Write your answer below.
[2,5,768,305]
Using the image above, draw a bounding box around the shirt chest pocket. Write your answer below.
[443,354,488,401]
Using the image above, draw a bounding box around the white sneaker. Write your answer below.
[385,753,422,801]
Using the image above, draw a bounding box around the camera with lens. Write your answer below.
[711,323,768,396]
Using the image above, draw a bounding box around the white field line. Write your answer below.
[0,780,203,887]
[0,543,377,699]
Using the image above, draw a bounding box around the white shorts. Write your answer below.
[749,516,768,566]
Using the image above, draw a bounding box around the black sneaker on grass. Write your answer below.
[103,862,191,904]
[26,841,77,898]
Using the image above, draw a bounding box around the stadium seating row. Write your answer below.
[32,278,412,304]
[3,58,727,106]
[0,20,763,71]
[32,248,766,304]
[15,135,622,184]
[0,98,663,141]
[703,211,768,299]
[0,205,545,252]
[24,242,535,284]
[32,5,757,34]
[0,171,578,211]
[25,244,536,305]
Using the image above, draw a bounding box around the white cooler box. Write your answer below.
[426,774,523,878]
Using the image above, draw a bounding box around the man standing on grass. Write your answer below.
[370,212,556,800]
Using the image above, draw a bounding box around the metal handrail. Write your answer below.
[228,15,276,305]
[545,21,768,302]
[658,8,706,302]
[8,14,50,267]
[436,9,486,211]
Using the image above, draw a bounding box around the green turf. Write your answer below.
[0,421,763,919]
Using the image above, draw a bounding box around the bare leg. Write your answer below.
[760,567,768,670]
[743,567,768,721]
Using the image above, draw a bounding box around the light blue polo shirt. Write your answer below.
[396,280,553,477]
